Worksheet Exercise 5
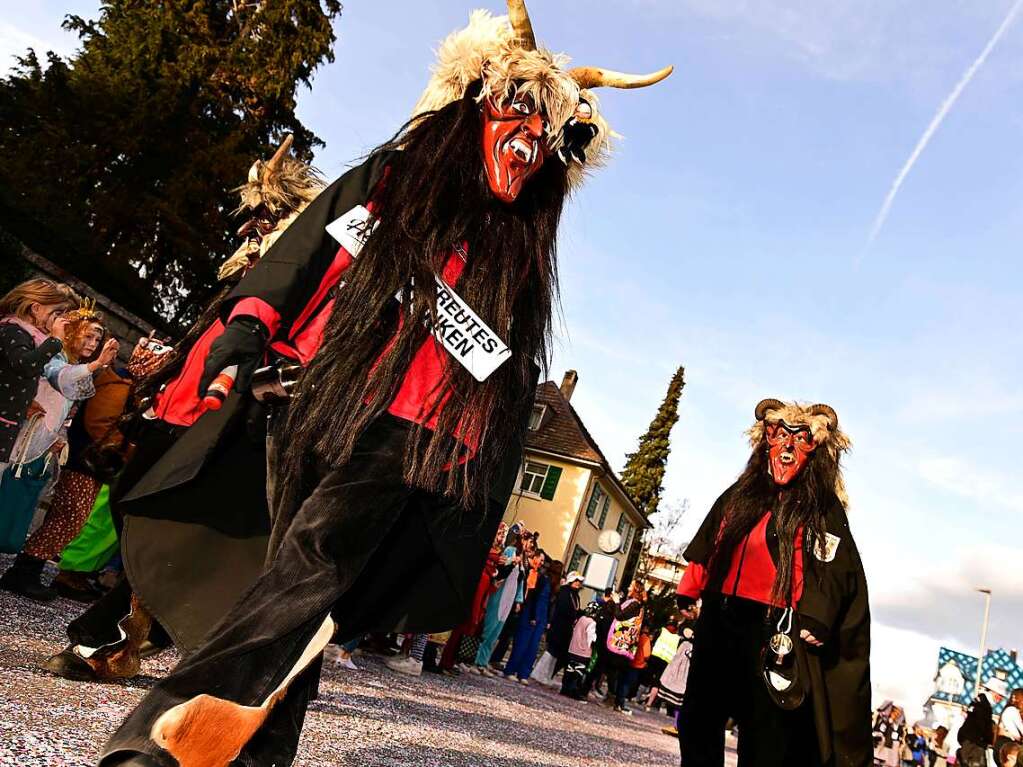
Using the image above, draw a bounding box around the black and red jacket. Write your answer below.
[151,149,463,436]
[677,510,805,608]
[218,149,471,436]
[680,482,874,766]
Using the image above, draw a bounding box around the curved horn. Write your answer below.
[264,134,294,176]
[507,0,537,50]
[755,398,786,421]
[569,64,673,90]
[808,404,839,430]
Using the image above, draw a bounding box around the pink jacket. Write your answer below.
[568,615,597,658]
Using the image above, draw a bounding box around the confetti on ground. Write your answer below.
[0,554,735,766]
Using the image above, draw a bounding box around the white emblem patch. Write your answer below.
[814,533,841,563]
[326,205,378,258]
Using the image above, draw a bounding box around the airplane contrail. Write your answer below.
[861,0,1023,258]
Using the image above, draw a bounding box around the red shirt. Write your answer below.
[228,242,472,441]
[677,512,804,608]
[152,321,225,427]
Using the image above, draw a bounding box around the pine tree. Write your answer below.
[619,365,685,584]
[0,0,342,328]
[621,366,685,516]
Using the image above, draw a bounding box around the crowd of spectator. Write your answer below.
[0,278,142,601]
[873,682,1023,767]
[319,520,696,741]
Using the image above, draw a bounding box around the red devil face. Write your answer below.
[765,421,816,485]
[480,91,549,203]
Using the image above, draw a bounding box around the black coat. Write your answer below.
[114,154,394,649]
[0,323,62,462]
[547,586,581,659]
[958,694,994,746]
[685,484,874,767]
[121,151,532,640]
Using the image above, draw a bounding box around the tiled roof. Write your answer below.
[526,381,646,522]
[526,382,603,464]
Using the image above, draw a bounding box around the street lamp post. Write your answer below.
[975,588,992,698]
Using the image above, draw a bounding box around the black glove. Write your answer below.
[198,317,268,396]
[676,594,696,612]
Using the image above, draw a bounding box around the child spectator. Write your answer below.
[621,625,652,704]
[561,602,599,700]
[1,310,129,600]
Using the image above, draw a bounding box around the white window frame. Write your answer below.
[519,460,551,497]
[527,404,547,431]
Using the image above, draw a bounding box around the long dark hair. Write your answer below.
[276,84,568,509]
[706,439,839,606]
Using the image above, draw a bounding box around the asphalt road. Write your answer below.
[0,558,729,767]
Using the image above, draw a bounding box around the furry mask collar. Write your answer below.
[219,135,326,281]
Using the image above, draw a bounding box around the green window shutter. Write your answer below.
[539,466,562,500]
[615,514,627,534]
[569,545,588,574]
[597,495,611,527]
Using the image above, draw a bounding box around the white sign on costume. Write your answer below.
[325,204,378,257]
[326,205,512,382]
[429,281,511,382]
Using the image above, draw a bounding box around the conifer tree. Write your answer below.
[0,0,342,327]
[619,365,685,583]
[621,366,685,516]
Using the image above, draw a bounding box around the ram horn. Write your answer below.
[808,404,839,430]
[754,398,786,421]
[569,64,674,90]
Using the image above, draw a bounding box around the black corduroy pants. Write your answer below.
[679,596,819,767]
[98,415,442,766]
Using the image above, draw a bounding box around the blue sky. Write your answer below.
[6,0,1023,718]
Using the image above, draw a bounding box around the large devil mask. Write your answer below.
[481,90,549,202]
[765,421,816,485]
[751,399,845,489]
[411,1,673,205]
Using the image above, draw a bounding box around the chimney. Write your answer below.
[560,370,579,401]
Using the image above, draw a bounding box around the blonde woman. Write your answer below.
[0,278,74,468]
[0,299,117,557]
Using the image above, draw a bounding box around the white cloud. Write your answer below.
[870,541,1023,655]
[917,456,1023,514]
[870,622,962,723]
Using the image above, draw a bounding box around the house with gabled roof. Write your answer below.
[502,370,648,591]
